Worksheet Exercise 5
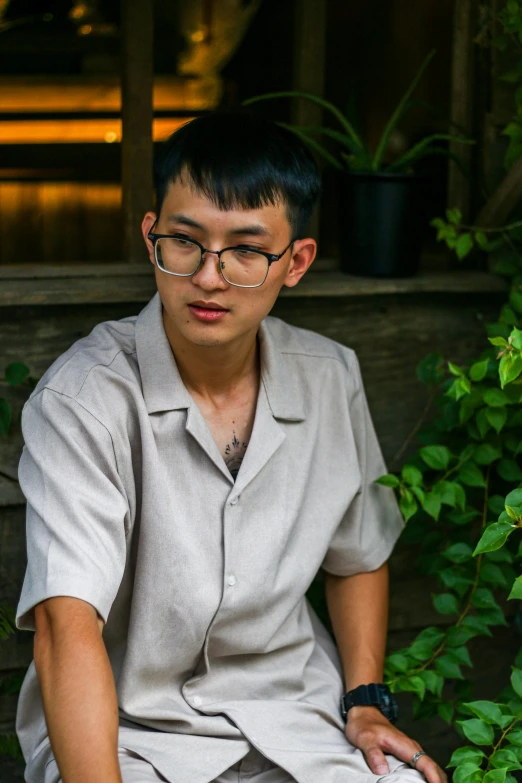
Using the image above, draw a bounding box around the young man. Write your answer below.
[14,112,446,783]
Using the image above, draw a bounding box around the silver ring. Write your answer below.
[410,751,427,767]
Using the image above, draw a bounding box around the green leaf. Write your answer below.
[402,464,423,486]
[474,522,514,555]
[449,361,464,376]
[475,231,489,249]
[472,588,499,610]
[490,750,522,771]
[447,645,473,667]
[437,480,466,509]
[510,290,522,314]
[500,355,522,388]
[0,399,10,437]
[489,336,509,347]
[397,675,426,700]
[440,568,474,596]
[509,327,522,350]
[484,389,511,407]
[419,669,444,698]
[459,462,487,487]
[460,615,493,637]
[497,459,522,481]
[399,489,418,522]
[433,592,460,614]
[470,360,489,381]
[454,764,484,783]
[438,702,454,725]
[456,233,474,259]
[463,701,505,725]
[420,445,452,471]
[481,562,508,588]
[483,770,508,783]
[447,207,463,225]
[386,652,410,673]
[505,728,522,744]
[478,606,508,627]
[5,361,30,385]
[448,748,486,769]
[511,668,522,698]
[506,489,522,507]
[458,719,495,745]
[508,576,522,600]
[474,444,503,465]
[486,407,508,434]
[435,654,464,678]
[376,473,400,488]
[443,543,474,563]
[423,491,442,520]
[416,353,445,385]
[477,408,492,438]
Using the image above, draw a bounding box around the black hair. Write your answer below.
[154,111,321,238]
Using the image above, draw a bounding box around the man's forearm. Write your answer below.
[34,606,122,783]
[324,561,389,691]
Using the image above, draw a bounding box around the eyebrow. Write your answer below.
[166,213,272,237]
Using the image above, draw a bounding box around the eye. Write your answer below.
[171,235,196,248]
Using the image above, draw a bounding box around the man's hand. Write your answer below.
[344,705,447,783]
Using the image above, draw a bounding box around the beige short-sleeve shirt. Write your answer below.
[15,291,405,783]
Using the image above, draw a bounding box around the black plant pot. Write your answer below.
[338,170,429,278]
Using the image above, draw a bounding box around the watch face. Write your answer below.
[379,687,399,722]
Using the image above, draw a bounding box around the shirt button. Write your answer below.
[192,695,202,706]
[227,575,236,586]
[229,496,239,505]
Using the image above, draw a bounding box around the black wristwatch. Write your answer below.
[340,683,398,724]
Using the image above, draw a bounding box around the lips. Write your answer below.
[188,302,229,322]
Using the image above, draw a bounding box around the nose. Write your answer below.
[191,250,228,290]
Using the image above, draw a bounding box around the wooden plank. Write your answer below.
[0,267,508,307]
[121,0,154,263]
[447,0,476,219]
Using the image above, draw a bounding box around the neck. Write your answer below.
[161,307,260,403]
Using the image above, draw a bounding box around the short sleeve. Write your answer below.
[15,388,129,632]
[321,351,405,576]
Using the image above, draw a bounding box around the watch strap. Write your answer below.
[340,683,398,723]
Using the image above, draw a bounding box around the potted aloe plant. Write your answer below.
[243,49,473,278]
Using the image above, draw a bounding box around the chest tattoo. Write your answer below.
[224,431,248,479]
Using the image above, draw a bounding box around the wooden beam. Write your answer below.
[120,0,154,262]
[292,0,327,240]
[447,0,476,220]
[292,0,327,127]
[475,153,522,228]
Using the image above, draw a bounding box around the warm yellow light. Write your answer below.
[0,76,222,113]
[79,24,93,35]
[0,117,191,144]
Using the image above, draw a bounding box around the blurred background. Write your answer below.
[0,0,469,265]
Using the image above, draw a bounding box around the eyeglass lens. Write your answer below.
[155,237,269,287]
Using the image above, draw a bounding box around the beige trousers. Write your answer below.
[43,744,428,783]
[43,743,298,783]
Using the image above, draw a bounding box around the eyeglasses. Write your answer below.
[147,220,298,288]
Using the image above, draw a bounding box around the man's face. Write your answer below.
[142,175,316,350]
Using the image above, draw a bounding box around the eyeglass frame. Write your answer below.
[147,219,299,289]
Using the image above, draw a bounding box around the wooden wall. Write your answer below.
[0,287,515,779]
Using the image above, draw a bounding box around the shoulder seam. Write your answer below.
[28,387,122,476]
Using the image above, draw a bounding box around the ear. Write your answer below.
[282,238,317,288]
[142,211,158,265]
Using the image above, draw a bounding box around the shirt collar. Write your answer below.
[135,291,306,421]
